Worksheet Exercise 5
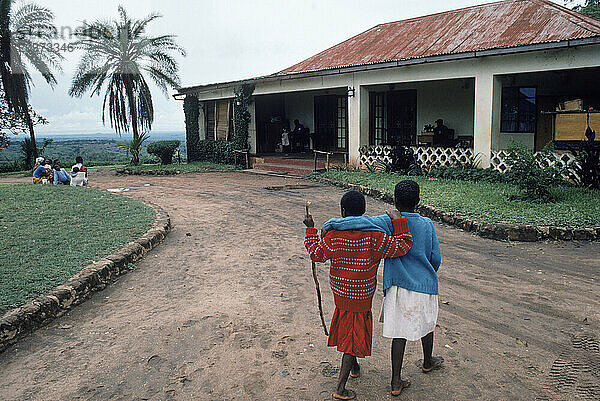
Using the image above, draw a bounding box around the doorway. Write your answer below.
[314,95,348,152]
[369,90,417,146]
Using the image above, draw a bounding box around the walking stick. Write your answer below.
[306,201,329,337]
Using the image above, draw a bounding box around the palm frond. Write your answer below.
[70,5,184,138]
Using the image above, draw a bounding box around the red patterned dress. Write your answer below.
[304,218,412,357]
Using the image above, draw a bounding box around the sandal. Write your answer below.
[391,379,411,396]
[422,356,444,373]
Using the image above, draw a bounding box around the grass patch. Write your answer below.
[320,170,600,229]
[0,184,155,312]
[120,161,241,173]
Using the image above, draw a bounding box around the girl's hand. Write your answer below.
[386,210,402,219]
[304,215,315,227]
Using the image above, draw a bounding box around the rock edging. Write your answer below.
[0,206,171,353]
[117,168,181,176]
[315,176,599,242]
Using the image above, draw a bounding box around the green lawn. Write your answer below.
[0,184,155,312]
[319,171,600,229]
[119,161,241,173]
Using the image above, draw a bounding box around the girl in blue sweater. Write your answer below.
[323,180,443,397]
[376,180,443,396]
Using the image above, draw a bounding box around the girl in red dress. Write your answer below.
[304,190,412,400]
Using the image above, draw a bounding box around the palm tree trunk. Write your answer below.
[24,109,37,166]
[124,75,140,165]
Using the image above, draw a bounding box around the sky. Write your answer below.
[24,0,572,136]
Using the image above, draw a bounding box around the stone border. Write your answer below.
[0,205,171,353]
[116,167,242,176]
[116,168,181,176]
[314,176,600,242]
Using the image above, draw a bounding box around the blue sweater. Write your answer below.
[324,213,441,295]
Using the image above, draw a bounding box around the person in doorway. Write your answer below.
[304,190,413,400]
[291,119,306,152]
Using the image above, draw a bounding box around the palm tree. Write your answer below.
[0,0,62,163]
[69,6,185,165]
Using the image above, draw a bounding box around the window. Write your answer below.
[372,93,385,145]
[205,101,215,140]
[336,96,347,149]
[501,87,536,133]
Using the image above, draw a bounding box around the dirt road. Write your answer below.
[0,170,598,400]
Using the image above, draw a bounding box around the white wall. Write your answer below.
[283,92,314,132]
[415,80,474,137]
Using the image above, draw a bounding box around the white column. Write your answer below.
[348,85,369,165]
[198,102,206,140]
[473,74,501,168]
[248,100,257,153]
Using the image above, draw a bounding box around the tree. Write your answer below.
[0,88,47,151]
[69,6,185,165]
[571,0,600,19]
[0,0,62,163]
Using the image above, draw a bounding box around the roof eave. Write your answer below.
[174,36,600,98]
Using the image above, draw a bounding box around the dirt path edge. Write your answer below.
[0,203,172,353]
[313,175,600,242]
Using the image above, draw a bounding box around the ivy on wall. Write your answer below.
[183,94,200,162]
[233,84,255,151]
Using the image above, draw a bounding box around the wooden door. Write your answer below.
[387,90,417,146]
[314,95,337,151]
[314,95,347,152]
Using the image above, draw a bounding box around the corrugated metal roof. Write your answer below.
[278,0,600,75]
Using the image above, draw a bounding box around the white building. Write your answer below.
[176,0,600,168]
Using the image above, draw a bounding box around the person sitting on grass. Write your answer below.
[71,156,88,185]
[32,157,52,184]
[324,180,443,397]
[304,190,413,400]
[70,166,86,187]
[52,161,71,185]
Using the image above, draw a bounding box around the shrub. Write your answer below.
[117,133,150,165]
[0,160,25,173]
[233,84,254,150]
[184,95,200,162]
[147,140,181,165]
[196,139,235,164]
[504,142,555,203]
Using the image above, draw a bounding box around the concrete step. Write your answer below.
[253,163,317,177]
[262,156,325,169]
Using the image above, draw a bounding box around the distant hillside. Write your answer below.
[1,134,187,167]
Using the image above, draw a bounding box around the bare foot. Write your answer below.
[422,356,444,372]
[333,389,356,400]
[391,379,411,396]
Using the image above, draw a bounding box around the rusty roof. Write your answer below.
[278,0,600,75]
[176,0,600,94]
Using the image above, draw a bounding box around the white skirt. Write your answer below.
[379,286,438,341]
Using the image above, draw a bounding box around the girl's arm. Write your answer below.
[430,222,441,271]
[377,218,413,259]
[304,228,330,263]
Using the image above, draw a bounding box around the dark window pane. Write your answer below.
[501,86,536,133]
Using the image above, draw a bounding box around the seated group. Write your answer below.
[32,156,88,186]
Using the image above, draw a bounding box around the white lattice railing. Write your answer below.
[359,145,474,169]
[490,150,581,180]
[359,145,582,181]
